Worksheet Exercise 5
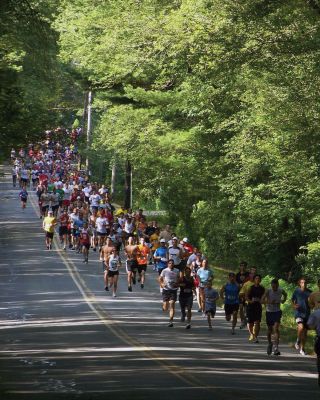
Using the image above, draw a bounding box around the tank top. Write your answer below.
[224,282,239,304]
[180,277,194,297]
[109,255,120,271]
[266,288,283,312]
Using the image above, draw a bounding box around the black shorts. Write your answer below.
[21,178,28,184]
[179,295,193,309]
[266,311,282,326]
[82,243,90,250]
[107,270,119,277]
[126,259,138,272]
[42,205,49,213]
[162,289,177,302]
[224,303,240,316]
[97,231,107,237]
[137,264,147,273]
[205,306,216,318]
[20,197,27,203]
[59,226,68,236]
[52,205,59,212]
[45,231,54,239]
[246,303,262,323]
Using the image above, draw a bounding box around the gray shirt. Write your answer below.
[307,309,320,336]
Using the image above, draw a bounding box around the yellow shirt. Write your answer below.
[239,280,254,298]
[309,291,320,310]
[43,216,56,233]
[150,233,160,251]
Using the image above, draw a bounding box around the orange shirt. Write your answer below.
[137,244,150,265]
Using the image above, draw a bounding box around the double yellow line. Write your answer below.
[29,192,225,394]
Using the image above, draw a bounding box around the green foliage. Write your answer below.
[53,0,320,281]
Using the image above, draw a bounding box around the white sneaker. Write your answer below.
[113,294,117,298]
[299,349,307,356]
[294,340,300,350]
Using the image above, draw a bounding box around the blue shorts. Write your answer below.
[266,310,282,326]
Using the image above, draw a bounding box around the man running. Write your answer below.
[179,266,195,329]
[101,237,115,291]
[236,262,249,328]
[125,236,139,292]
[107,249,122,297]
[80,222,91,263]
[220,273,240,334]
[263,278,287,356]
[19,187,28,209]
[159,259,180,327]
[136,237,150,289]
[292,277,312,355]
[42,210,57,250]
[246,274,265,343]
[58,209,69,250]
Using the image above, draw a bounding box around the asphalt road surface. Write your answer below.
[0,164,319,400]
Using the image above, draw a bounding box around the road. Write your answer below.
[0,164,318,400]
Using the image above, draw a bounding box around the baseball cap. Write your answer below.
[182,237,188,242]
[48,210,53,214]
[160,238,166,243]
[172,237,178,240]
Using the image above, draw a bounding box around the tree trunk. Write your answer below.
[124,159,131,210]
[111,162,116,199]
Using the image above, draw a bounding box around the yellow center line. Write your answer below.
[28,192,232,394]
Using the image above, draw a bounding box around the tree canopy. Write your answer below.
[5,0,320,277]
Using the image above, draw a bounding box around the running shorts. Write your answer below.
[246,302,262,323]
[162,289,177,302]
[224,303,239,316]
[59,226,68,236]
[137,264,147,273]
[205,305,216,317]
[45,231,54,239]
[179,295,193,309]
[266,310,282,326]
[126,259,138,273]
[107,270,119,277]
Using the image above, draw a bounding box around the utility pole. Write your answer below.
[85,90,92,171]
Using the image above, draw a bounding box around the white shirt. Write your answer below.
[168,247,181,266]
[63,187,71,200]
[160,268,180,290]
[89,194,101,207]
[83,186,92,198]
[96,217,108,233]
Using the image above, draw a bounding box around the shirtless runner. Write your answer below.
[125,236,139,292]
[100,237,115,291]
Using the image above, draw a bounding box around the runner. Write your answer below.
[154,238,168,281]
[42,210,57,250]
[79,222,91,263]
[262,278,287,356]
[204,281,219,330]
[96,212,108,250]
[107,249,122,297]
[11,165,18,187]
[307,306,320,387]
[125,236,139,292]
[19,187,28,209]
[220,272,240,334]
[246,274,265,343]
[292,277,312,355]
[168,237,183,272]
[159,259,180,327]
[101,237,115,291]
[178,266,195,329]
[239,266,256,329]
[196,259,214,314]
[58,209,69,250]
[136,237,150,289]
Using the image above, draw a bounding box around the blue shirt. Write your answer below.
[197,268,213,287]
[291,288,312,318]
[154,247,168,270]
[204,287,219,308]
[224,282,239,305]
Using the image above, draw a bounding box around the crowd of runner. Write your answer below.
[9,129,320,386]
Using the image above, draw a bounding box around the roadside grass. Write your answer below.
[212,265,316,354]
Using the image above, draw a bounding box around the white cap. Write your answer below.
[182,237,188,242]
[172,237,178,240]
[160,238,166,243]
[48,210,53,214]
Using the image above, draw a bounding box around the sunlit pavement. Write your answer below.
[0,164,319,399]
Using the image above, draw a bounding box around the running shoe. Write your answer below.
[128,286,132,292]
[113,294,117,298]
[186,324,191,329]
[299,349,307,356]
[294,340,300,350]
[140,284,144,289]
[105,286,109,291]
[273,349,281,356]
[254,337,259,343]
[180,315,186,322]
[168,322,173,327]
[249,334,254,341]
[267,343,273,355]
